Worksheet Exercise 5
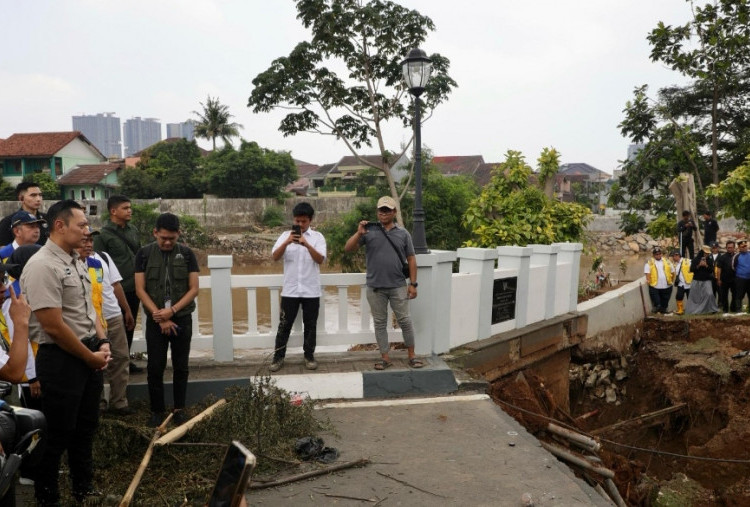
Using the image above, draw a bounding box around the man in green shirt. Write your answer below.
[93,195,142,373]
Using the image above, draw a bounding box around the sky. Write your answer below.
[0,1,694,175]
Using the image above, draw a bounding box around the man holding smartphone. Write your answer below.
[270,202,326,372]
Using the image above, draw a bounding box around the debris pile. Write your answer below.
[569,356,630,405]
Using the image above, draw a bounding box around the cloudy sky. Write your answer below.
[1,1,693,174]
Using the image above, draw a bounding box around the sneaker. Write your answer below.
[305,358,318,370]
[109,406,137,416]
[173,409,189,426]
[269,359,284,372]
[18,476,34,486]
[148,412,165,427]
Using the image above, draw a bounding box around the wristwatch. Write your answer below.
[409,281,418,287]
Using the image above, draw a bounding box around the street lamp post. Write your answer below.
[401,48,433,254]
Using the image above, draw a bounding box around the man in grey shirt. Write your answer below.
[344,196,423,370]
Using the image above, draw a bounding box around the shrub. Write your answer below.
[261,206,285,227]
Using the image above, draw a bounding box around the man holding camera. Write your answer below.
[678,210,696,259]
[344,196,423,370]
[269,203,326,372]
[22,200,111,506]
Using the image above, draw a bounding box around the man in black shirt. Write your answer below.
[0,182,48,246]
[702,210,719,245]
[677,210,696,259]
[716,240,737,312]
[134,213,199,427]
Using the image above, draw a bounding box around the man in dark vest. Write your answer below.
[134,213,199,427]
[93,195,142,373]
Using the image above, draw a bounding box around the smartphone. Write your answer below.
[208,441,256,507]
[365,221,380,230]
[291,224,301,242]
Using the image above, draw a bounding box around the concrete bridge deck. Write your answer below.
[121,349,614,506]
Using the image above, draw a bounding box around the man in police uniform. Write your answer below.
[21,200,111,505]
[134,213,199,427]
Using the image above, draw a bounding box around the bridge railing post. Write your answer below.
[208,255,234,362]
[553,242,583,313]
[457,248,498,341]
[496,246,532,328]
[529,244,560,320]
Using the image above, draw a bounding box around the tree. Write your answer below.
[619,0,750,215]
[707,153,750,227]
[119,139,203,198]
[193,96,243,151]
[201,141,297,198]
[24,172,61,201]
[463,150,591,247]
[248,0,457,224]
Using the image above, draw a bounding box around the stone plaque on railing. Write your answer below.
[492,277,517,324]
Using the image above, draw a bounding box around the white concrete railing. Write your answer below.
[131,244,583,361]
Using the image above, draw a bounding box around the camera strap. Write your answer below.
[378,226,407,266]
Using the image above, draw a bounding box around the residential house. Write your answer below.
[57,162,124,209]
[285,159,321,196]
[0,131,106,185]
[320,154,409,196]
[556,163,612,209]
[431,155,490,187]
[307,163,336,195]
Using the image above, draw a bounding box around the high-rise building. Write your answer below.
[123,117,161,156]
[71,112,122,158]
[166,120,195,141]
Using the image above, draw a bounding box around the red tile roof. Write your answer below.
[0,131,100,157]
[294,159,320,177]
[432,155,485,176]
[336,154,399,170]
[56,163,123,185]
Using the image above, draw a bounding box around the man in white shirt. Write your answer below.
[270,203,326,372]
[80,228,135,415]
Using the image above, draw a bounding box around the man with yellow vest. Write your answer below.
[644,246,674,314]
[670,249,693,315]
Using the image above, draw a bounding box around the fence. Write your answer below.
[130,244,583,361]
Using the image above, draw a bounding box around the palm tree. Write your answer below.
[192,95,243,150]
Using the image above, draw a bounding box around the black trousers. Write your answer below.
[681,239,694,260]
[145,314,192,413]
[123,290,140,351]
[273,297,320,361]
[34,344,103,506]
[734,277,750,312]
[719,280,736,312]
[648,286,672,313]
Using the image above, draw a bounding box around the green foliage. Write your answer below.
[0,179,16,201]
[647,213,678,239]
[463,150,591,247]
[619,212,647,235]
[178,214,212,248]
[120,139,203,199]
[261,206,285,227]
[619,0,750,213]
[24,172,60,200]
[192,96,243,151]
[201,141,297,198]
[707,154,750,229]
[129,203,160,244]
[248,0,457,207]
[319,200,373,273]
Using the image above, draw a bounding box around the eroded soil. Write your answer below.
[491,315,750,506]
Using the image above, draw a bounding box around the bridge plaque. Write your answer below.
[492,277,517,324]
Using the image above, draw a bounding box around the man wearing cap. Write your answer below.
[716,240,737,312]
[344,196,423,370]
[733,240,750,312]
[0,211,45,261]
[644,247,674,314]
[0,182,48,247]
[686,244,719,314]
[702,210,719,245]
[669,250,692,315]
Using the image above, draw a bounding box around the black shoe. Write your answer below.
[148,412,165,427]
[129,362,144,374]
[173,409,189,426]
[109,406,137,416]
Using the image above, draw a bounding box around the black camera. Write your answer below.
[365,221,380,230]
[0,382,46,499]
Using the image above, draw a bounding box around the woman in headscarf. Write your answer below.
[686,244,720,314]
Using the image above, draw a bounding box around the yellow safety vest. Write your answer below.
[647,258,675,287]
